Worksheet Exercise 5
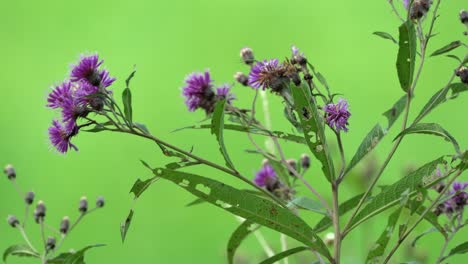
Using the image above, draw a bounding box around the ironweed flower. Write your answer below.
[234,72,249,86]
[4,164,16,180]
[25,191,35,205]
[60,216,70,234]
[182,70,215,112]
[7,215,19,228]
[48,120,78,154]
[461,10,468,24]
[291,45,307,66]
[71,54,115,88]
[47,81,73,109]
[248,59,283,90]
[96,196,105,208]
[240,47,255,65]
[435,181,468,216]
[301,154,311,169]
[323,98,351,132]
[410,0,432,20]
[253,163,277,187]
[456,67,468,84]
[34,201,46,223]
[79,196,88,213]
[216,84,236,104]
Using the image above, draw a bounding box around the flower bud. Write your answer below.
[3,164,16,180]
[286,159,297,176]
[300,154,311,169]
[234,72,249,86]
[24,191,35,205]
[261,159,269,166]
[410,0,432,20]
[456,67,468,84]
[323,232,335,246]
[46,236,56,251]
[60,216,70,234]
[240,47,254,65]
[34,201,46,223]
[7,215,19,228]
[96,196,105,208]
[461,10,468,25]
[79,196,88,213]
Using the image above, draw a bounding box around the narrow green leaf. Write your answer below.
[48,244,105,264]
[445,54,462,63]
[227,220,258,264]
[153,168,332,261]
[122,70,136,124]
[290,82,335,182]
[134,122,150,134]
[412,203,447,237]
[3,245,39,262]
[430,41,462,57]
[267,158,291,187]
[259,246,309,264]
[366,208,403,263]
[120,210,134,242]
[395,123,460,153]
[373,31,397,44]
[345,96,406,174]
[211,100,236,170]
[396,20,417,92]
[129,177,158,199]
[415,83,468,122]
[289,197,327,215]
[348,157,447,232]
[187,189,267,207]
[411,227,438,247]
[445,241,468,260]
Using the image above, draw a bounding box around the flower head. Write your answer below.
[71,54,115,88]
[48,120,78,153]
[182,70,215,112]
[248,59,283,90]
[253,163,277,187]
[47,82,73,109]
[403,0,410,9]
[216,84,236,104]
[323,98,351,132]
[436,181,468,215]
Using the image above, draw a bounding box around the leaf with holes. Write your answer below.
[211,100,236,170]
[347,157,447,232]
[289,196,327,215]
[366,208,402,263]
[129,177,158,199]
[259,247,309,264]
[153,168,332,261]
[48,244,105,264]
[395,123,460,153]
[3,245,39,263]
[290,82,335,182]
[120,210,134,242]
[373,31,397,44]
[227,220,258,264]
[430,41,462,57]
[396,20,416,92]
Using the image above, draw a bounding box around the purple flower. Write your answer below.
[403,0,410,9]
[71,54,115,88]
[216,84,236,104]
[323,98,351,132]
[248,59,282,90]
[48,120,78,153]
[47,82,73,109]
[438,181,468,214]
[291,45,300,56]
[182,70,214,112]
[254,164,277,187]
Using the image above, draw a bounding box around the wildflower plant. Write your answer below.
[2,165,106,264]
[37,0,468,263]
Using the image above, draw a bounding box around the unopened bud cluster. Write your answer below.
[410,0,432,20]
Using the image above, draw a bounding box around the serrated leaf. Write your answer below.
[227,220,258,264]
[259,247,309,264]
[48,244,105,264]
[120,210,134,242]
[153,168,332,261]
[345,96,406,174]
[395,123,460,153]
[396,20,417,92]
[290,82,335,182]
[411,227,438,247]
[430,41,462,57]
[366,208,402,263]
[211,100,236,170]
[415,83,468,123]
[3,245,39,262]
[348,157,447,232]
[289,197,327,215]
[373,31,397,44]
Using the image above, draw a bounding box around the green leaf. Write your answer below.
[187,189,267,207]
[373,31,397,44]
[289,197,327,215]
[345,96,407,174]
[48,244,105,264]
[430,41,462,57]
[415,83,468,123]
[129,177,159,199]
[3,245,39,262]
[134,122,150,134]
[259,247,309,264]
[122,88,132,123]
[366,208,402,263]
[290,82,335,182]
[411,227,438,247]
[211,100,236,170]
[227,220,258,264]
[120,210,134,242]
[395,123,460,153]
[267,158,291,187]
[412,204,446,237]
[153,168,332,261]
[348,157,447,232]
[444,241,468,260]
[396,20,417,92]
[314,193,366,232]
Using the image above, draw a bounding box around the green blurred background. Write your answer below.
[0,0,466,263]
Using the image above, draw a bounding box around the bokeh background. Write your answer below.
[0,0,466,263]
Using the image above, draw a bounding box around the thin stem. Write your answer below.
[280,234,289,264]
[22,204,30,228]
[260,89,275,153]
[331,183,341,264]
[235,216,276,260]
[17,226,38,253]
[389,0,405,23]
[336,132,346,183]
[436,233,455,264]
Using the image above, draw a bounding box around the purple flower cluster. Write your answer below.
[323,98,351,132]
[182,70,235,113]
[253,163,277,187]
[248,59,282,90]
[46,54,115,153]
[437,182,468,215]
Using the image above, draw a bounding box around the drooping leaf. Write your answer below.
[445,54,462,63]
[395,123,460,153]
[267,158,291,187]
[120,210,134,242]
[290,82,335,182]
[347,157,447,232]
[48,244,105,264]
[211,100,236,170]
[366,208,403,263]
[187,189,267,207]
[345,96,407,174]
[443,241,468,261]
[373,31,397,44]
[314,193,366,232]
[153,168,332,261]
[259,247,309,264]
[411,227,439,247]
[430,41,462,57]
[134,122,150,134]
[396,20,417,92]
[122,88,133,123]
[227,220,258,264]
[415,83,468,123]
[412,203,447,237]
[289,196,328,215]
[129,177,159,199]
[3,245,39,262]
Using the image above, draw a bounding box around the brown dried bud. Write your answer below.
[286,159,297,176]
[240,47,255,65]
[46,236,56,251]
[24,191,35,205]
[234,72,249,86]
[79,196,88,213]
[34,201,46,223]
[456,67,468,84]
[96,196,105,208]
[4,164,16,180]
[300,154,311,169]
[7,215,19,228]
[60,216,70,234]
[461,10,468,24]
